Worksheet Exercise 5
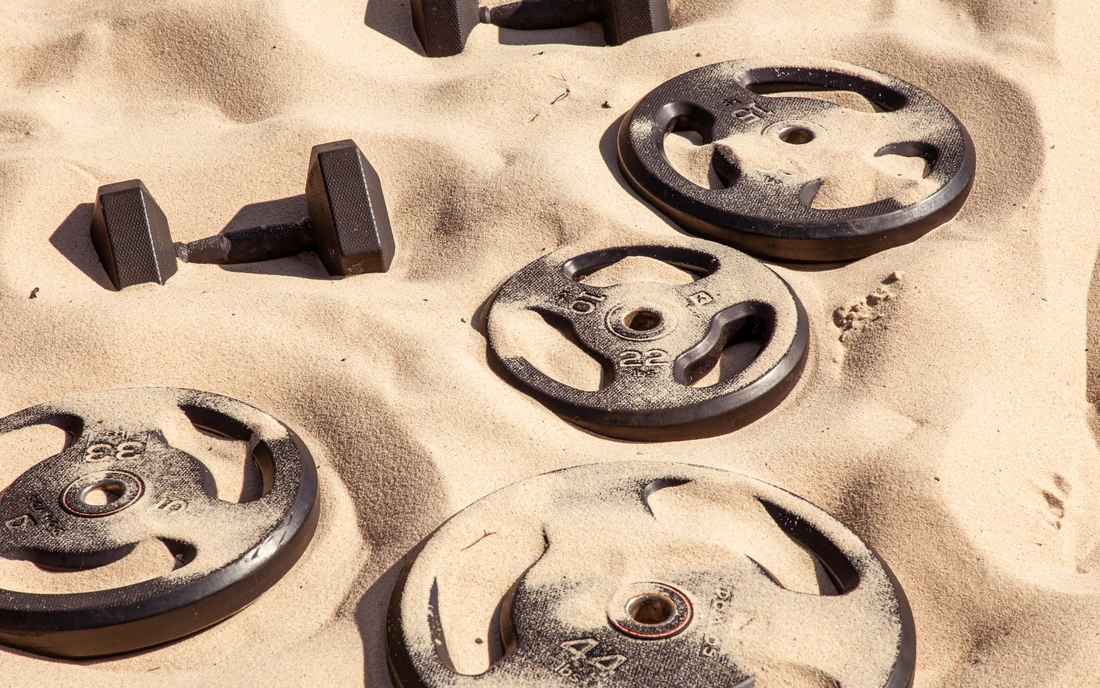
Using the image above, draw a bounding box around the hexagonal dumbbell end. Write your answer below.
[597,0,669,45]
[411,0,480,57]
[89,180,178,290]
[305,140,395,276]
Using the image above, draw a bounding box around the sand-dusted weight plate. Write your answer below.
[387,462,915,688]
[0,388,319,658]
[485,241,809,441]
[617,58,976,262]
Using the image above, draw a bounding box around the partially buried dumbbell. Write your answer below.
[412,0,668,57]
[90,140,394,290]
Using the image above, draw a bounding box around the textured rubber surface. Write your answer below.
[90,180,178,290]
[411,0,479,56]
[306,139,396,276]
[617,58,976,262]
[485,240,808,440]
[0,388,319,658]
[387,462,916,688]
[599,0,669,45]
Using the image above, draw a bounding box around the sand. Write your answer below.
[0,0,1098,684]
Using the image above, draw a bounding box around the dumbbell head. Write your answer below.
[412,0,668,57]
[598,0,669,45]
[89,180,178,290]
[305,140,395,277]
[411,0,480,57]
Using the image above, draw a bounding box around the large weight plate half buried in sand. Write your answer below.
[485,241,809,441]
[617,58,976,262]
[0,388,319,658]
[387,462,915,688]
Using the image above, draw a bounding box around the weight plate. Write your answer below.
[617,58,976,262]
[485,240,809,441]
[387,461,915,688]
[0,388,319,658]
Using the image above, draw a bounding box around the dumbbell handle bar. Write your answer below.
[176,219,312,265]
[480,0,600,30]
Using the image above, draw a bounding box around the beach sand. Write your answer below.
[0,0,1098,684]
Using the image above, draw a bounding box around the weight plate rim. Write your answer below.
[486,243,810,441]
[385,461,916,688]
[0,387,320,658]
[616,57,977,263]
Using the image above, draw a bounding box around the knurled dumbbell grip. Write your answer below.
[481,0,600,30]
[177,220,312,265]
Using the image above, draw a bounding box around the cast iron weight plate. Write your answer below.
[485,241,809,441]
[387,462,916,688]
[0,388,319,658]
[617,58,976,262]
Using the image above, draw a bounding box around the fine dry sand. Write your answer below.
[1,0,1099,685]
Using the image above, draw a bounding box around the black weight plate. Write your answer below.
[485,240,809,441]
[0,388,319,658]
[387,461,915,688]
[617,58,976,262]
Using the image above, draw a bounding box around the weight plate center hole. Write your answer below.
[610,582,693,639]
[623,309,663,333]
[80,480,126,506]
[778,125,815,145]
[627,593,674,625]
[61,470,144,517]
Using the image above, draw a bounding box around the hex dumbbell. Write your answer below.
[412,0,669,57]
[90,179,178,290]
[90,140,394,289]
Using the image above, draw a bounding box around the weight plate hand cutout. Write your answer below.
[486,241,809,440]
[617,58,976,262]
[387,462,916,688]
[0,388,319,658]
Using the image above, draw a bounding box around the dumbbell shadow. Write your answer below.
[213,195,329,280]
[364,0,427,54]
[50,203,116,291]
[494,23,605,47]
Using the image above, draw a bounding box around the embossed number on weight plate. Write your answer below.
[557,638,628,679]
[687,291,714,307]
[154,498,188,513]
[84,441,145,462]
[619,350,669,367]
[721,95,772,124]
[569,291,607,314]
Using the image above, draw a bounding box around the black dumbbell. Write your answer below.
[90,179,178,290]
[90,140,394,289]
[412,0,669,57]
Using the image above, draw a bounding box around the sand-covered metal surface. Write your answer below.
[388,462,913,687]
[0,388,318,657]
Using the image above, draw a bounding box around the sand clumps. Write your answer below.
[833,271,904,342]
